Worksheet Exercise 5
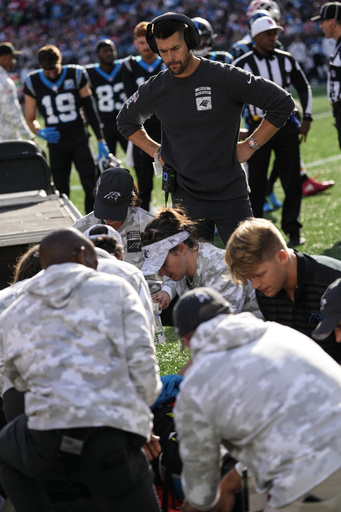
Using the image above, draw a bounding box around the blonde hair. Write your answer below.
[225,218,287,285]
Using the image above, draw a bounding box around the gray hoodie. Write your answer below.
[0,262,161,439]
[175,313,341,510]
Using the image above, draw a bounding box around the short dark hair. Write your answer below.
[154,19,185,40]
[38,45,62,69]
[90,234,123,259]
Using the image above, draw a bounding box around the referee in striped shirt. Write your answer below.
[234,16,313,248]
[312,2,341,149]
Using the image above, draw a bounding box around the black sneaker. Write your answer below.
[288,235,306,247]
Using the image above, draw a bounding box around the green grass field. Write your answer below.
[47,84,341,374]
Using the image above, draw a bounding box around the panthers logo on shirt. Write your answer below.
[195,87,212,111]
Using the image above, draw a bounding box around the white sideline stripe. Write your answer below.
[314,111,332,119]
[305,154,341,168]
[70,119,339,188]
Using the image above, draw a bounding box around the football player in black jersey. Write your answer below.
[121,22,165,211]
[24,45,109,213]
[86,39,127,157]
[192,17,234,64]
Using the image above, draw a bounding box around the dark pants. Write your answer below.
[333,102,341,150]
[247,122,302,237]
[49,131,96,214]
[102,121,128,156]
[133,145,155,211]
[2,387,25,424]
[0,414,160,512]
[172,186,253,245]
[133,121,161,212]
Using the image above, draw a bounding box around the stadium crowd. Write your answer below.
[0,0,331,70]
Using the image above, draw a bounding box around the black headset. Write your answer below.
[146,12,201,54]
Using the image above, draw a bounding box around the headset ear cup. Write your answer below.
[146,24,159,54]
[184,26,200,49]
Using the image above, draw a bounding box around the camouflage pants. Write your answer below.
[265,467,341,511]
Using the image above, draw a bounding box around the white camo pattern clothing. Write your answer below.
[0,65,34,141]
[175,313,341,510]
[162,242,263,318]
[73,206,162,294]
[0,263,162,439]
[96,247,154,329]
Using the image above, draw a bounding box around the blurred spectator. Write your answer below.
[0,0,331,78]
[288,34,309,74]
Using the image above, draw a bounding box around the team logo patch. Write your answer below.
[195,86,212,111]
[127,230,141,252]
[104,191,121,201]
[64,79,75,90]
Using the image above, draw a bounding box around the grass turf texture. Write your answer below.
[42,84,341,374]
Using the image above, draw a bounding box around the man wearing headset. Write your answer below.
[117,12,295,245]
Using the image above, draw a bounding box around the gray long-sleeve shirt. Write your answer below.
[117,57,294,201]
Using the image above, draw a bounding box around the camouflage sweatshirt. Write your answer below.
[162,243,263,318]
[0,263,161,438]
[73,206,162,294]
[175,313,341,509]
[96,247,154,328]
[0,65,34,141]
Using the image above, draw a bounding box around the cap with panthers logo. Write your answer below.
[94,167,134,221]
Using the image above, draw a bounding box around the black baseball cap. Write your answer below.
[95,39,116,53]
[172,287,231,338]
[312,278,341,340]
[311,2,341,21]
[94,167,134,221]
[0,42,21,56]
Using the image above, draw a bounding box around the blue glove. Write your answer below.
[151,374,183,410]
[38,127,61,144]
[98,140,110,160]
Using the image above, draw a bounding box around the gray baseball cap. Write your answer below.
[312,278,341,340]
[172,287,231,338]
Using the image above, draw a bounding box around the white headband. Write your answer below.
[141,231,190,276]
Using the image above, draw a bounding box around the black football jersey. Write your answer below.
[121,56,165,138]
[86,61,127,121]
[121,55,166,98]
[24,65,88,134]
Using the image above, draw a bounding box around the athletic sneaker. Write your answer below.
[268,191,283,209]
[288,234,306,247]
[302,177,335,197]
[263,201,274,213]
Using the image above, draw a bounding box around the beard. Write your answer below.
[167,51,191,76]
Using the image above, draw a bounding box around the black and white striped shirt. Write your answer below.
[234,48,312,122]
[328,36,341,105]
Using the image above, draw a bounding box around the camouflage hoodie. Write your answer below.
[0,263,161,438]
[175,313,341,510]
